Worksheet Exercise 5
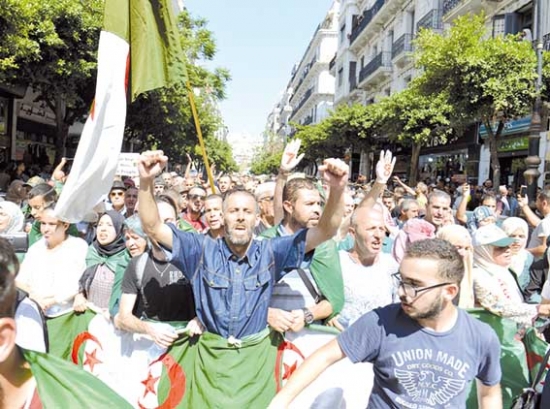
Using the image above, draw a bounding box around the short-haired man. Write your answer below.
[264,177,343,333]
[203,194,224,239]
[424,190,452,231]
[269,239,502,409]
[394,198,419,229]
[182,186,207,232]
[329,204,398,330]
[217,175,231,195]
[137,150,348,406]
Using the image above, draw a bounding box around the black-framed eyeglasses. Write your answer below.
[392,273,452,299]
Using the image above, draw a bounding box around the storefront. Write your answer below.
[477,116,545,188]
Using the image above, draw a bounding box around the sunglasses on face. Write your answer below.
[189,194,206,201]
[110,191,124,197]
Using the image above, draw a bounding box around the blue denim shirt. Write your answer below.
[164,224,311,338]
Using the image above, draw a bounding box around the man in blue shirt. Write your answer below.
[137,149,349,341]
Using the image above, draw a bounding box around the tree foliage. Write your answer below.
[414,13,537,185]
[249,132,284,175]
[0,0,103,161]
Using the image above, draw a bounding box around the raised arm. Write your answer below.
[138,151,174,249]
[273,139,305,226]
[518,194,541,228]
[305,158,348,253]
[455,183,470,225]
[357,150,396,211]
[393,175,416,197]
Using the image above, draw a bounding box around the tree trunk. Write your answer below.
[408,142,421,186]
[54,95,68,164]
[485,119,505,188]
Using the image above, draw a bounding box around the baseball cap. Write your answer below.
[24,176,46,188]
[473,206,495,224]
[473,224,517,247]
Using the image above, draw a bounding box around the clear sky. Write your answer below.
[185,0,333,143]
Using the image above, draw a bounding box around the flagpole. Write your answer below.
[186,81,216,193]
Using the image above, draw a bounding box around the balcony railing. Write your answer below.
[292,87,314,116]
[443,0,461,15]
[349,0,386,44]
[302,115,314,126]
[416,9,443,32]
[392,33,413,59]
[359,52,392,83]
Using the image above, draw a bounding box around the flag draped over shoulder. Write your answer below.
[55,0,187,223]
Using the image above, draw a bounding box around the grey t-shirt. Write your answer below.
[338,304,501,409]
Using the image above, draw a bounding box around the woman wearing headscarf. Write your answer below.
[436,225,475,309]
[501,217,533,294]
[73,210,130,316]
[472,224,550,326]
[0,201,24,234]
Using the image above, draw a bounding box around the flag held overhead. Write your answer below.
[55,0,187,223]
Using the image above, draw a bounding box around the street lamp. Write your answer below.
[524,0,544,204]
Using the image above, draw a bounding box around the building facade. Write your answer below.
[266,0,341,142]
[274,0,550,186]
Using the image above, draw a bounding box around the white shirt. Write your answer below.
[338,251,399,328]
[528,214,550,260]
[17,236,88,304]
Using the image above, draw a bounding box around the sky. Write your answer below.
[184,0,333,143]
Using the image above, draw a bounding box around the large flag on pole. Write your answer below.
[55,0,187,222]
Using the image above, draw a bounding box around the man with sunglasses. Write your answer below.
[269,239,502,409]
[182,186,207,232]
[108,181,127,213]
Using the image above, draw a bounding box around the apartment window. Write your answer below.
[408,10,415,35]
[338,68,344,87]
[385,88,391,96]
[492,15,506,37]
[339,24,346,43]
[361,56,365,68]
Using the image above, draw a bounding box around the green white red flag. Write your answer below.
[55,0,186,222]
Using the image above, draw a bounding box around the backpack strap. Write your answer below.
[135,252,149,290]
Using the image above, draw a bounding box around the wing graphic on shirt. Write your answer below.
[394,369,466,405]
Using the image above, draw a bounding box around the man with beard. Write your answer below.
[268,239,502,409]
[265,177,343,333]
[137,149,348,407]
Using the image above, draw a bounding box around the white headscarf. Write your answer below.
[0,201,24,234]
[501,217,530,277]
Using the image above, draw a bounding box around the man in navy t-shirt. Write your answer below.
[269,238,502,409]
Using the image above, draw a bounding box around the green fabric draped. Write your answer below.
[260,225,344,318]
[158,328,281,408]
[24,348,132,408]
[85,245,131,315]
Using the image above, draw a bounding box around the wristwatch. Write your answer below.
[302,308,314,325]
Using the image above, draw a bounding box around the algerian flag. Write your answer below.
[24,348,132,408]
[55,0,187,222]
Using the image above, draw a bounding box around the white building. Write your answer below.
[328,0,550,184]
[266,0,341,142]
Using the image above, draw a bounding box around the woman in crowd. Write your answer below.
[5,180,28,207]
[16,206,88,315]
[501,217,533,295]
[436,224,475,309]
[73,210,130,316]
[472,224,550,326]
[0,201,24,234]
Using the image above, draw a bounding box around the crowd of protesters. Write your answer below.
[4,140,550,408]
